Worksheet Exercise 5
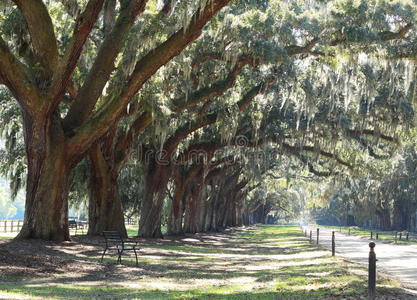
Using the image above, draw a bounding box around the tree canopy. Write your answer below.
[1,0,417,240]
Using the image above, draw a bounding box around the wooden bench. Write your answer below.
[101,231,139,266]
[68,220,79,235]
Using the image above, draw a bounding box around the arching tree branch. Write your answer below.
[63,0,149,133]
[49,0,105,107]
[0,37,39,111]
[68,0,231,158]
[13,0,59,76]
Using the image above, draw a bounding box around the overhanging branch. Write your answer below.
[49,0,105,108]
[13,0,59,76]
[68,0,231,157]
[0,36,39,111]
[63,0,148,134]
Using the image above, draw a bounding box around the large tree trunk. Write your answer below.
[376,206,391,231]
[17,115,70,241]
[87,144,126,237]
[138,161,171,238]
[167,198,184,235]
[183,182,204,233]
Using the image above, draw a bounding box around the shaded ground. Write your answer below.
[304,225,417,292]
[0,225,414,299]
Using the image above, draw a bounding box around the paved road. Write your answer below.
[302,226,417,291]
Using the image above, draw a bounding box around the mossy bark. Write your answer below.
[17,115,70,241]
[87,144,126,237]
[138,159,171,238]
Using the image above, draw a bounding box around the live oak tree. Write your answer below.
[1,0,417,240]
[134,0,417,237]
[0,0,231,241]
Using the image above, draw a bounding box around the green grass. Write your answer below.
[0,225,409,299]
[320,225,417,245]
[126,224,167,237]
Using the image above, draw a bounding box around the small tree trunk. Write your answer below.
[197,187,208,232]
[17,116,70,241]
[376,207,391,231]
[167,170,186,235]
[87,145,126,237]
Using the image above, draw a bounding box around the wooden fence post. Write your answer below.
[316,228,319,245]
[309,230,312,243]
[376,233,379,240]
[406,232,409,241]
[370,231,373,239]
[395,232,397,244]
[332,231,335,256]
[368,242,377,300]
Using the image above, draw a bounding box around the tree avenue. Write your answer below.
[1,0,417,241]
[0,0,231,241]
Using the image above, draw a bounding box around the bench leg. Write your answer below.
[101,248,107,262]
[117,249,123,264]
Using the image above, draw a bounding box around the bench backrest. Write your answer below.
[102,231,124,247]
[68,220,77,227]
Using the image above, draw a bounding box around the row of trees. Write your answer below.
[313,144,417,231]
[1,0,417,241]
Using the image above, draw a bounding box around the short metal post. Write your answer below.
[399,232,402,240]
[348,228,350,235]
[368,242,377,300]
[316,228,319,245]
[332,231,335,256]
[376,233,379,240]
[406,232,409,241]
[370,231,373,239]
[310,230,312,243]
[395,232,397,243]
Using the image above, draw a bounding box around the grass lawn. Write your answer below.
[319,225,417,245]
[0,225,413,299]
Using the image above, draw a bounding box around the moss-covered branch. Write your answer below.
[63,0,148,133]
[69,0,231,158]
[0,36,39,111]
[13,0,59,76]
[49,0,105,107]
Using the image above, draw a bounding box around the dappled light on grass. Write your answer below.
[0,225,413,299]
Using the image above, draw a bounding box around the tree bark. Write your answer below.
[17,114,70,241]
[183,181,204,233]
[167,198,184,235]
[167,171,186,235]
[87,144,126,237]
[138,159,171,238]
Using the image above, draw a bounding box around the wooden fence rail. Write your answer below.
[0,220,23,233]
